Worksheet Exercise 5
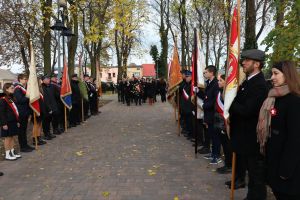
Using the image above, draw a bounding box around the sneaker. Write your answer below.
[209,157,222,164]
[10,150,21,158]
[0,172,3,176]
[203,154,213,160]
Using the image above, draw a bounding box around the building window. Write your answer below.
[136,68,140,70]
[108,73,111,78]
[113,73,116,77]
[100,73,102,78]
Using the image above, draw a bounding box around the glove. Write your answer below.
[193,86,199,93]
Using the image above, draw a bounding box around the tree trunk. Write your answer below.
[68,7,79,77]
[20,45,29,74]
[244,0,257,49]
[42,0,52,75]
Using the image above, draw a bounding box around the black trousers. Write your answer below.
[192,118,204,144]
[160,92,166,102]
[219,130,232,167]
[42,114,52,134]
[237,153,266,200]
[18,115,29,148]
[182,113,192,136]
[83,99,89,117]
[125,95,131,106]
[203,125,211,149]
[134,95,142,105]
[70,103,80,124]
[51,111,60,131]
[273,191,300,200]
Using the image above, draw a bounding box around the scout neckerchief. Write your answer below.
[1,96,19,120]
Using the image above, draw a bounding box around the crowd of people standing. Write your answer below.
[117,77,167,106]
[178,49,300,200]
[0,73,100,176]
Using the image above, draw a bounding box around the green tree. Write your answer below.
[150,45,159,77]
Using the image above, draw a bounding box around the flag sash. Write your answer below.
[2,97,19,120]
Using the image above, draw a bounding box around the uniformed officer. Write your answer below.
[228,49,268,199]
[70,74,81,126]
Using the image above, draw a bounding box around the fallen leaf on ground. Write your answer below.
[148,169,156,176]
[174,196,179,200]
[102,191,110,197]
[76,151,84,156]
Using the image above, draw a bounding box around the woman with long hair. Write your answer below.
[257,61,300,200]
[0,83,22,160]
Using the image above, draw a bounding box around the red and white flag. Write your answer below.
[26,40,41,116]
[223,7,240,120]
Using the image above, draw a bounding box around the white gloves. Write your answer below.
[193,86,199,93]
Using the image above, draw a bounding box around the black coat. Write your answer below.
[266,93,300,195]
[197,78,219,124]
[0,97,19,126]
[71,80,81,105]
[180,81,193,115]
[42,83,59,114]
[229,72,268,155]
[13,84,31,118]
[51,82,64,111]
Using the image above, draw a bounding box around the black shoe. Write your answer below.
[217,166,232,174]
[43,133,53,140]
[26,145,35,150]
[20,148,32,152]
[53,129,62,135]
[198,147,211,154]
[225,179,246,190]
[33,138,47,145]
[0,172,3,176]
[69,124,77,128]
[49,133,56,138]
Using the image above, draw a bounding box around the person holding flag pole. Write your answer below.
[191,28,205,156]
[224,3,268,200]
[60,57,72,132]
[26,39,41,150]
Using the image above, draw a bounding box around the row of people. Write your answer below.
[178,49,300,200]
[117,77,167,106]
[0,73,100,175]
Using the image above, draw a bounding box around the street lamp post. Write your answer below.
[51,0,74,80]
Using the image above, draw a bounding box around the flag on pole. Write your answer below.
[223,7,240,120]
[26,40,41,116]
[167,44,182,93]
[60,57,72,109]
[191,28,206,119]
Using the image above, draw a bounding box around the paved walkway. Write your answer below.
[0,95,256,200]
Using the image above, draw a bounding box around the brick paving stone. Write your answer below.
[0,95,275,200]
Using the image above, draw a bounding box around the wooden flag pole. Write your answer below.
[230,0,241,199]
[193,28,198,156]
[33,112,38,150]
[64,106,67,132]
[81,99,85,122]
[177,89,181,136]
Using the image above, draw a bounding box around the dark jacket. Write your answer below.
[42,83,59,114]
[180,81,193,115]
[197,78,219,124]
[71,80,81,105]
[266,93,300,195]
[0,96,19,126]
[214,90,225,131]
[13,83,31,118]
[229,72,268,155]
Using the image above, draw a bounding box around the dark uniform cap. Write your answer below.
[41,74,50,80]
[180,69,188,74]
[241,49,265,62]
[72,74,78,78]
[184,70,192,76]
[84,74,90,78]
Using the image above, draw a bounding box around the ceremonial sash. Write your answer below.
[182,88,189,101]
[15,85,27,94]
[216,91,224,116]
[2,97,19,120]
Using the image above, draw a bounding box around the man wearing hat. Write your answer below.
[70,74,81,126]
[228,49,268,199]
[41,74,58,139]
[51,73,65,133]
[180,70,193,139]
[177,69,187,133]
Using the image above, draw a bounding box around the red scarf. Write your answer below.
[2,97,19,120]
[15,84,27,94]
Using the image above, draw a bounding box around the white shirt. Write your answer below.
[247,72,260,81]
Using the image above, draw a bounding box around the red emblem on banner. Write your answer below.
[270,108,277,116]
